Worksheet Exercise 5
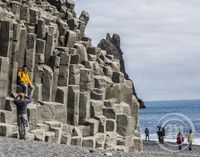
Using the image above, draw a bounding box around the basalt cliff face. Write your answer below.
[0,0,142,152]
[98,34,145,109]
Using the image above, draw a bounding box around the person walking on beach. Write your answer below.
[13,93,32,139]
[176,132,184,150]
[161,127,165,143]
[157,126,165,144]
[157,125,162,143]
[187,129,194,151]
[17,65,34,98]
[145,128,150,141]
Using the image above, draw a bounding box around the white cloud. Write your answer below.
[75,0,200,101]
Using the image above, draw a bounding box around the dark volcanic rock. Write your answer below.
[98,33,129,79]
[138,98,146,109]
[98,33,146,109]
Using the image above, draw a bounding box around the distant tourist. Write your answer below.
[145,128,150,141]
[161,127,165,143]
[17,65,34,98]
[157,125,162,143]
[187,129,194,151]
[157,125,165,144]
[176,132,184,150]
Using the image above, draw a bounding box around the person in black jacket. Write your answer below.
[157,125,162,143]
[161,127,165,144]
[157,125,165,144]
[13,93,32,139]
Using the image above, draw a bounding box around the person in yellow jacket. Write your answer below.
[17,65,34,98]
[187,129,194,151]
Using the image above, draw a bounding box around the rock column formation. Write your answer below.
[98,34,146,108]
[0,0,142,152]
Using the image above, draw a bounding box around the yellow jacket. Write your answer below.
[187,132,194,142]
[17,69,32,84]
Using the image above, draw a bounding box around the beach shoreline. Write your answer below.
[141,137,200,146]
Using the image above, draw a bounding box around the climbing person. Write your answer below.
[17,65,34,98]
[145,128,150,141]
[13,93,32,139]
[176,132,184,150]
[187,129,194,151]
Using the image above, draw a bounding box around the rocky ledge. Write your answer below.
[0,0,142,153]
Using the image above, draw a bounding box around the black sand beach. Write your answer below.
[139,141,199,157]
[0,137,199,157]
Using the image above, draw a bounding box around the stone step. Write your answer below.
[4,97,15,111]
[36,123,50,132]
[44,120,62,129]
[82,136,95,149]
[50,127,62,144]
[0,110,17,124]
[45,131,56,143]
[37,101,66,123]
[31,129,45,141]
[0,123,18,137]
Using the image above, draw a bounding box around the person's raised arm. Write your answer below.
[24,95,33,104]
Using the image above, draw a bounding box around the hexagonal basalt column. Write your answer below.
[67,85,80,125]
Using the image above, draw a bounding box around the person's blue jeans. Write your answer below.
[20,83,34,98]
[189,141,192,150]
[17,114,28,139]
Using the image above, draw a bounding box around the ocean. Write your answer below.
[139,100,200,145]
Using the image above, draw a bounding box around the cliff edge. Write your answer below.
[98,34,146,109]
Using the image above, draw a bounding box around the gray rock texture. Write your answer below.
[0,137,198,157]
[98,33,146,108]
[0,0,142,153]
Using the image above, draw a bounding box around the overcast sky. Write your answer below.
[75,0,200,101]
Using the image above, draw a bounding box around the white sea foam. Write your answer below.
[141,133,200,145]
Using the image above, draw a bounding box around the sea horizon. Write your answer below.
[144,98,200,103]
